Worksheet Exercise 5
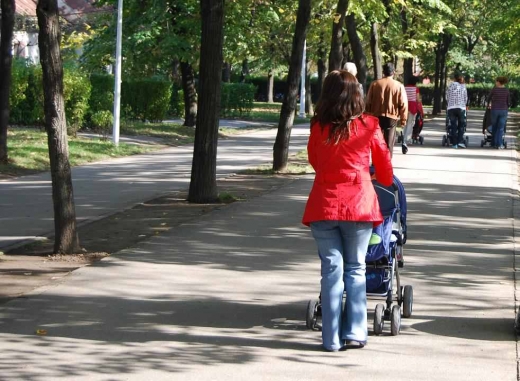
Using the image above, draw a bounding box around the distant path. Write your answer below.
[0,123,309,251]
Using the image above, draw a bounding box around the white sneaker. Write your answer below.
[458,143,466,148]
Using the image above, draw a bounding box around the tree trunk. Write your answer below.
[381,0,393,55]
[305,59,313,115]
[239,58,249,83]
[267,69,274,103]
[328,0,348,72]
[442,65,448,110]
[370,22,382,80]
[403,58,413,85]
[273,0,311,172]
[433,33,451,114]
[400,9,413,85]
[222,61,231,82]
[187,0,224,203]
[345,13,368,93]
[0,0,15,164]
[433,38,442,115]
[317,32,327,97]
[181,61,197,127]
[37,0,80,254]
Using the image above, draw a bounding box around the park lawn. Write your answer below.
[0,128,159,178]
[238,102,311,124]
[121,121,196,145]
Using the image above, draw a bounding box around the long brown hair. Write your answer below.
[312,70,365,144]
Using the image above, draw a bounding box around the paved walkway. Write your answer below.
[0,123,306,251]
[0,111,518,380]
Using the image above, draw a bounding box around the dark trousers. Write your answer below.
[447,108,466,145]
[377,116,398,157]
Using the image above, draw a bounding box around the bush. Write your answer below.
[121,77,172,122]
[89,74,114,115]
[170,84,184,117]
[63,67,91,136]
[9,59,30,118]
[221,83,256,117]
[419,84,520,108]
[10,64,44,126]
[91,110,113,140]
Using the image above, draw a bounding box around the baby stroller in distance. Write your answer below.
[442,111,469,147]
[306,175,413,336]
[397,103,425,145]
[480,108,507,148]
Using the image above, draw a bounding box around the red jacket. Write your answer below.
[302,115,393,227]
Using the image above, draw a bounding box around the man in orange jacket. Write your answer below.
[365,63,408,157]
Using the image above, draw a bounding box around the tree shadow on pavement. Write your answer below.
[0,294,332,380]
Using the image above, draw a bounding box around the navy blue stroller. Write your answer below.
[442,111,469,147]
[306,175,413,336]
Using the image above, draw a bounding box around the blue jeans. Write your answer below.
[491,110,508,147]
[447,108,466,145]
[310,220,372,351]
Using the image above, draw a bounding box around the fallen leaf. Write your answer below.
[36,329,47,335]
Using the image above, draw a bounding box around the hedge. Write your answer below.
[419,84,520,108]
[88,73,114,116]
[10,61,92,131]
[121,77,172,122]
[221,83,256,117]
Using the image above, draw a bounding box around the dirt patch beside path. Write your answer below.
[0,173,303,303]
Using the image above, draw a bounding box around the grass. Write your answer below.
[0,128,158,177]
[227,102,311,125]
[121,121,196,145]
[1,103,310,178]
[243,149,313,175]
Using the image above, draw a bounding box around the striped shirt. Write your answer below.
[488,87,510,110]
[446,82,468,110]
[405,85,419,114]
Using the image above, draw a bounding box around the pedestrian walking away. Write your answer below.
[446,72,468,148]
[487,76,510,149]
[302,70,394,352]
[401,76,421,154]
[365,62,408,157]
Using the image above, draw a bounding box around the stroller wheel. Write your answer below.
[505,141,508,149]
[465,136,469,147]
[442,135,447,147]
[373,304,385,335]
[481,139,485,147]
[390,305,401,336]
[306,299,320,330]
[419,136,424,145]
[402,285,413,318]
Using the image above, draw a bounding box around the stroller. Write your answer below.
[306,175,413,336]
[480,108,508,148]
[397,103,425,145]
[442,111,469,147]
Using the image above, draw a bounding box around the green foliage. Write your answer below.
[121,77,172,122]
[221,83,256,117]
[9,59,30,115]
[419,84,520,108]
[170,84,185,117]
[63,67,92,136]
[91,110,114,139]
[89,73,114,115]
[10,65,44,126]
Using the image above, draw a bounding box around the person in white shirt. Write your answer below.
[446,73,468,148]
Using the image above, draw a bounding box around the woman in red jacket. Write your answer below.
[302,70,393,352]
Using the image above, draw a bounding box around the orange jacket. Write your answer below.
[302,115,393,227]
[365,77,408,125]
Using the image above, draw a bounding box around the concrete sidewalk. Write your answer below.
[0,123,307,251]
[0,111,518,380]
